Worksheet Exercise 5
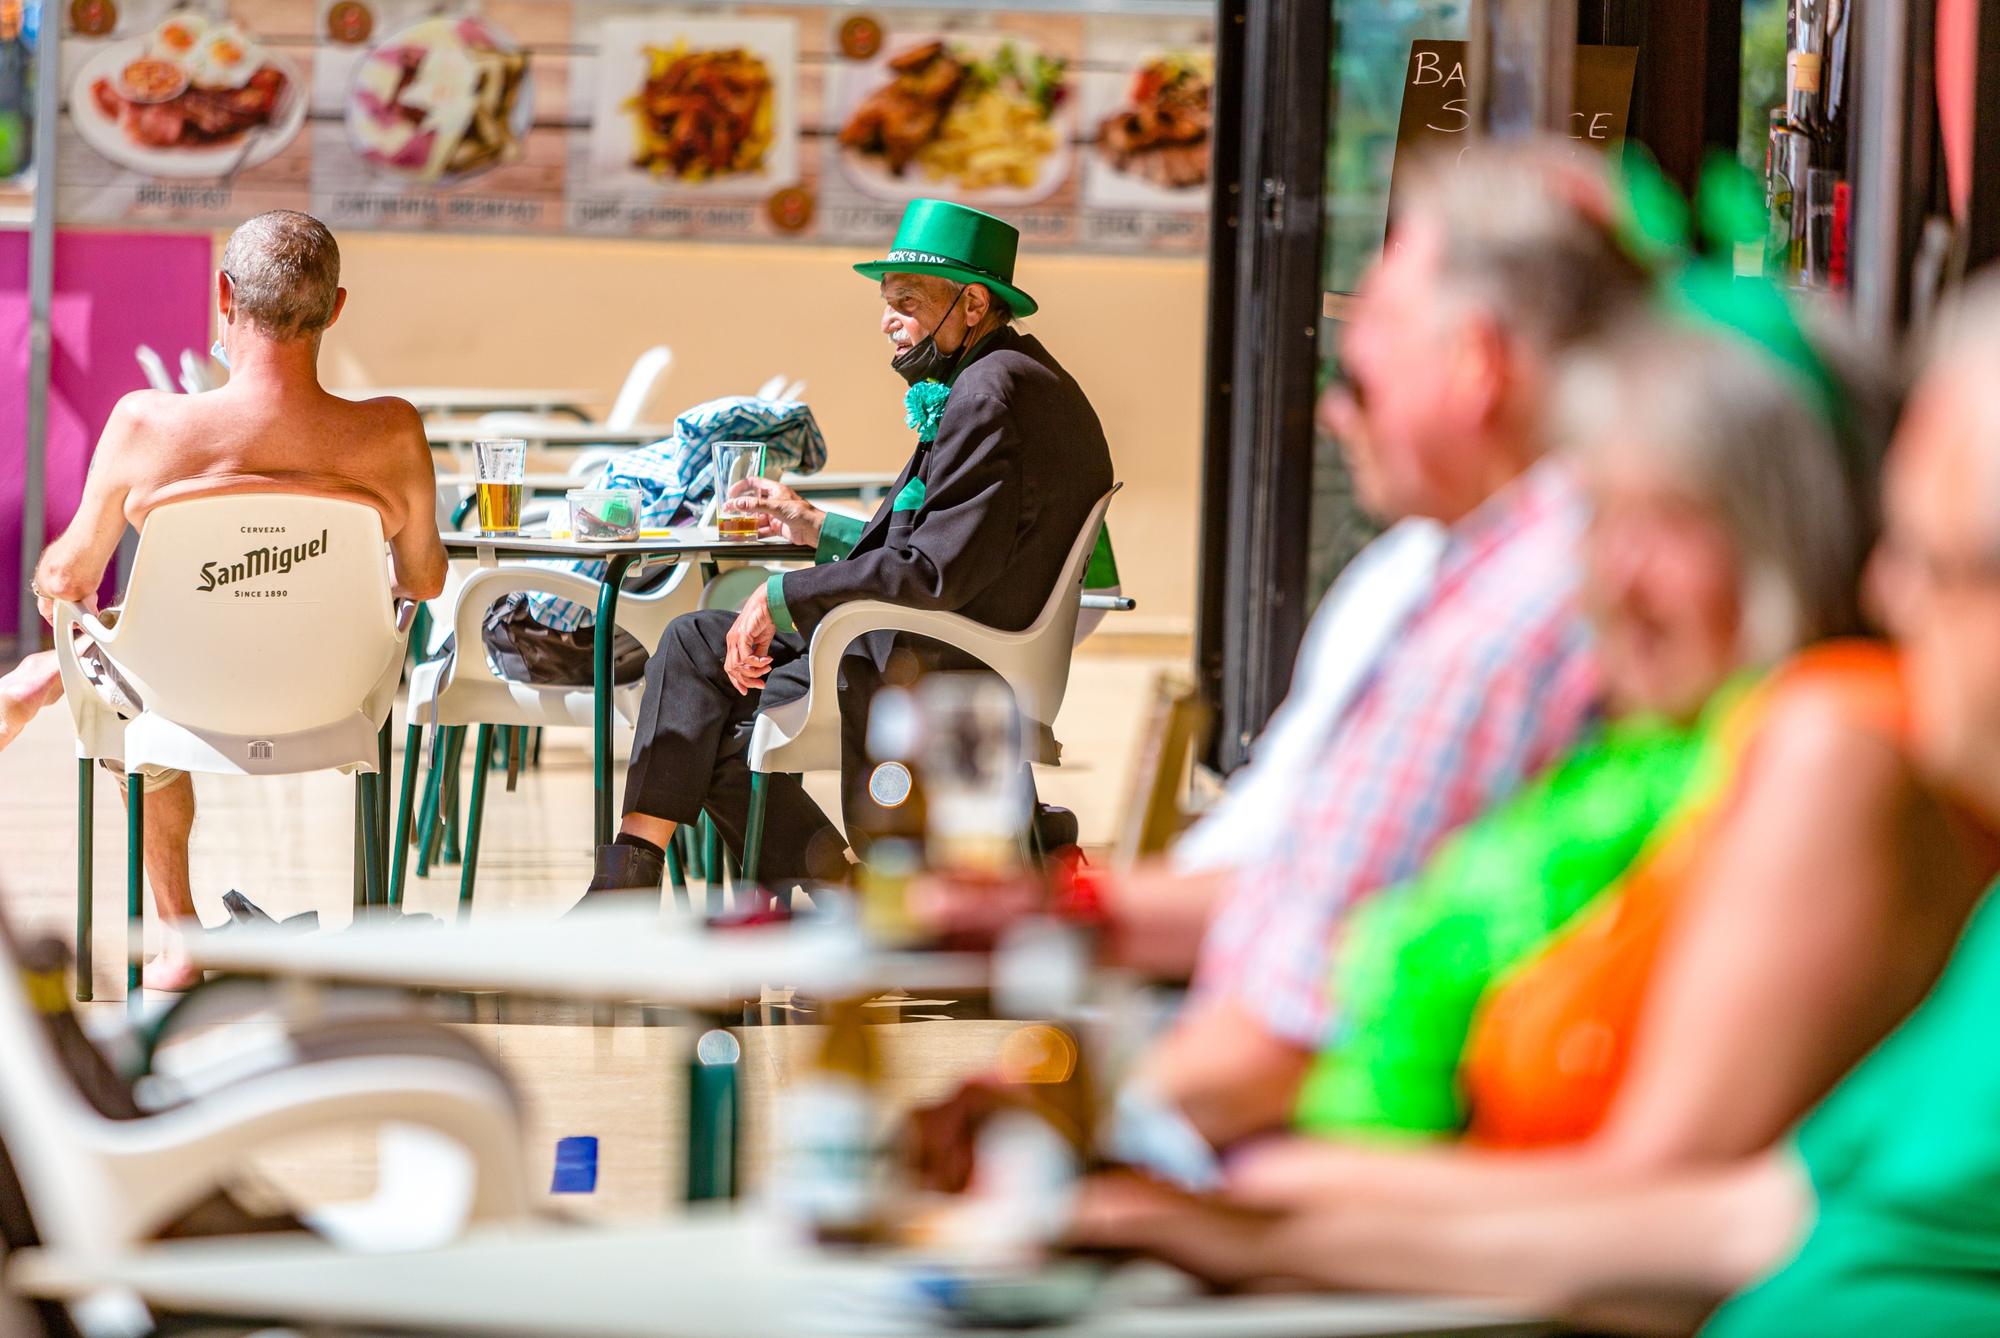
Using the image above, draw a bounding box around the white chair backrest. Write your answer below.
[177,348,217,394]
[607,345,673,429]
[1015,485,1121,720]
[109,495,400,736]
[779,378,807,401]
[753,374,787,401]
[134,345,174,392]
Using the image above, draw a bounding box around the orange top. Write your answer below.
[1459,641,1910,1149]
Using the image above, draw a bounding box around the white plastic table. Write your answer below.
[425,422,676,448]
[334,386,601,418]
[174,903,984,1007]
[8,1209,1541,1338]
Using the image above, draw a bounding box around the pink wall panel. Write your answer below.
[1,230,213,637]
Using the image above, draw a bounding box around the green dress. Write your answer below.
[1293,681,1752,1138]
[1705,887,2000,1334]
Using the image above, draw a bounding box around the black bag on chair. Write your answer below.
[477,593,650,688]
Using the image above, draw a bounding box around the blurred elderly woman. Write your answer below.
[1075,285,1997,1284]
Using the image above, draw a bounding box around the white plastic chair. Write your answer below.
[390,560,705,913]
[133,345,174,393]
[778,378,807,402]
[604,345,674,429]
[0,923,532,1316]
[752,374,788,401]
[51,496,413,1007]
[740,485,1121,883]
[177,349,218,394]
[473,346,674,442]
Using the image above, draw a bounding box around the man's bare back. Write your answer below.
[37,374,446,609]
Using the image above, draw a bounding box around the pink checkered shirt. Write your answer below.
[1193,459,1599,1046]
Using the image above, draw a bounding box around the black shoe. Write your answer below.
[1033,804,1080,854]
[222,890,318,935]
[566,842,665,917]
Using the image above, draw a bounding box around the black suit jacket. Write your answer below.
[779,326,1116,640]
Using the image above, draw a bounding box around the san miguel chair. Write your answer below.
[0,915,531,1337]
[740,485,1122,888]
[51,495,413,1010]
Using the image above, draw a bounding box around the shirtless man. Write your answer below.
[22,209,445,989]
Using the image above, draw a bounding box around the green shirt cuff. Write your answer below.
[815,511,865,563]
[766,571,796,635]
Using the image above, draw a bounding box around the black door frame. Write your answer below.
[1195,0,1331,773]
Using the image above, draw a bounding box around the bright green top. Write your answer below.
[1293,681,1751,1138]
[1705,886,2000,1335]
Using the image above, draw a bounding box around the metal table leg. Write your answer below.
[593,554,635,847]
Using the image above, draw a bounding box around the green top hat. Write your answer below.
[853,198,1038,318]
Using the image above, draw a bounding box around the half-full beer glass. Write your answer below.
[474,439,526,535]
[713,441,768,541]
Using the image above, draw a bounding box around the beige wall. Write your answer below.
[316,234,1208,636]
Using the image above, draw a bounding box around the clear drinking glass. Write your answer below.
[474,438,527,535]
[713,441,769,541]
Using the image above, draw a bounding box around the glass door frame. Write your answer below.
[1195,0,1744,774]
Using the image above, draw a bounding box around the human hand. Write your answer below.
[723,584,777,695]
[723,476,824,547]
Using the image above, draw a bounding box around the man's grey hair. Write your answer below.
[220,210,341,341]
[1557,310,1890,666]
[1397,140,1652,360]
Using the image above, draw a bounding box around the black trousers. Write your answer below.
[621,609,979,884]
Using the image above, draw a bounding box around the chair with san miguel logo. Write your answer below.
[50,495,414,1009]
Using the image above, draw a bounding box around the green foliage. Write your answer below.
[1739,0,1789,169]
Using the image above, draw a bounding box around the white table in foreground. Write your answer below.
[8,1211,1541,1338]
[335,386,601,418]
[173,904,984,1008]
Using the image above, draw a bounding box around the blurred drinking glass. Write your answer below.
[714,441,768,541]
[918,674,1031,879]
[473,438,526,535]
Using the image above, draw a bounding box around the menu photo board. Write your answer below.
[565,2,811,241]
[1075,13,1213,252]
[815,8,1085,251]
[308,0,568,233]
[55,0,315,225]
[1385,39,1637,225]
[43,0,1215,255]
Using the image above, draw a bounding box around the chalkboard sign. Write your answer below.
[1385,40,1639,223]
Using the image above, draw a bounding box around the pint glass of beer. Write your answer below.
[713,441,768,541]
[474,438,526,535]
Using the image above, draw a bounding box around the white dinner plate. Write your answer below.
[68,40,307,179]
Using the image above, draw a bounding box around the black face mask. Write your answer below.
[892,283,971,387]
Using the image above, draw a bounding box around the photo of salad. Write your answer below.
[1095,52,1212,190]
[839,38,1070,199]
[70,8,305,176]
[346,15,530,185]
[626,44,773,182]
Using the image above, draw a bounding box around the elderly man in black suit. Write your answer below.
[575,200,1116,905]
